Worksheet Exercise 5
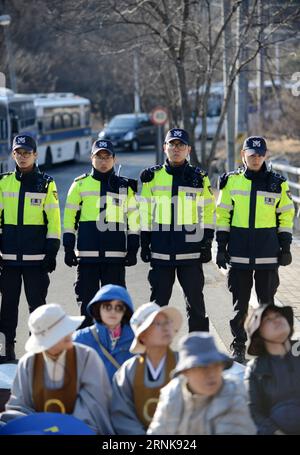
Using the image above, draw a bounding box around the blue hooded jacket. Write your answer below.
[73,285,134,382]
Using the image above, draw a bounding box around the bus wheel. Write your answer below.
[73,143,80,163]
[45,148,53,169]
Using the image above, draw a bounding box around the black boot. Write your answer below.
[6,343,16,362]
[230,343,246,365]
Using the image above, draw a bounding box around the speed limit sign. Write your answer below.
[150,107,168,126]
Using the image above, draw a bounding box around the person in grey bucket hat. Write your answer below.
[244,303,300,435]
[148,332,256,435]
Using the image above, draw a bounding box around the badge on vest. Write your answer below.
[112,197,122,206]
[264,197,275,206]
[31,198,42,206]
[186,192,197,200]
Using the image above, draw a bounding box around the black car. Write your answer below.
[98,113,157,151]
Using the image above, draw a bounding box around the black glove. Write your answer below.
[200,242,212,263]
[141,247,151,263]
[124,251,137,267]
[278,249,292,266]
[64,250,78,267]
[42,254,56,273]
[216,250,230,270]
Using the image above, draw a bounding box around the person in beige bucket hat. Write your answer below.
[244,303,300,435]
[111,302,182,434]
[0,304,114,434]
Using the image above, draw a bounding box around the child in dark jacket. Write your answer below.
[244,303,300,435]
[73,284,134,382]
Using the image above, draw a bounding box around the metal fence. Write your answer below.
[271,161,300,231]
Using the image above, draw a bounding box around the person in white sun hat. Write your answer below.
[110,302,182,434]
[0,304,114,434]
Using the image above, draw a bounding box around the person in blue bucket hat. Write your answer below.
[0,412,95,435]
[148,332,256,435]
[73,284,134,382]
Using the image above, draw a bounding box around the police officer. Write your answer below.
[216,136,295,363]
[0,135,61,363]
[63,139,139,326]
[139,128,215,331]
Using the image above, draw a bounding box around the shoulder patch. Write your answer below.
[267,171,286,193]
[74,173,89,182]
[0,171,13,180]
[183,165,207,188]
[270,171,286,183]
[194,166,208,178]
[41,173,53,183]
[140,165,163,183]
[113,176,138,193]
[219,167,244,190]
[219,172,229,190]
[127,178,138,193]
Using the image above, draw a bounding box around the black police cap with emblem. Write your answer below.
[91,139,115,156]
[12,135,37,152]
[165,128,189,145]
[242,136,267,156]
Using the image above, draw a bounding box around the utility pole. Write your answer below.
[235,0,249,167]
[256,0,265,131]
[222,0,235,172]
[133,49,141,114]
[0,14,17,92]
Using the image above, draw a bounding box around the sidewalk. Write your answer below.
[212,232,300,335]
[276,235,300,321]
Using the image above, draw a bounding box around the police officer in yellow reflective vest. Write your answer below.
[216,136,295,363]
[0,135,61,363]
[63,140,139,326]
[139,128,215,331]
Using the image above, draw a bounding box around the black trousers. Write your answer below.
[228,267,280,346]
[0,265,50,344]
[75,262,126,327]
[148,262,209,332]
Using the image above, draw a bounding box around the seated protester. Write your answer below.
[244,304,300,435]
[148,332,256,435]
[73,284,134,382]
[110,302,182,435]
[0,304,114,435]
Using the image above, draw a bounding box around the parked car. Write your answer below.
[98,113,157,151]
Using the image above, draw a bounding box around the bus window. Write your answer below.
[62,113,72,129]
[52,114,62,130]
[84,106,90,126]
[43,116,52,132]
[37,120,43,134]
[72,112,80,127]
[0,118,8,140]
[11,116,19,135]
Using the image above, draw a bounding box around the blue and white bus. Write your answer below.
[0,88,36,172]
[31,93,92,167]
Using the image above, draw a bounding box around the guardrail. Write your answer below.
[271,161,300,231]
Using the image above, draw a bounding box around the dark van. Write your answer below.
[98,113,157,151]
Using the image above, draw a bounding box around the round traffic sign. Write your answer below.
[150,107,168,126]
